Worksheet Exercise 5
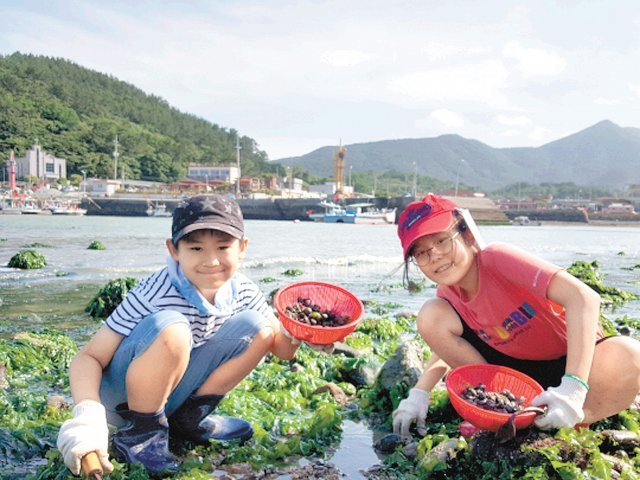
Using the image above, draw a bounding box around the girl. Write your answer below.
[392,194,640,436]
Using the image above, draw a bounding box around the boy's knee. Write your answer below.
[156,322,192,358]
[252,325,276,349]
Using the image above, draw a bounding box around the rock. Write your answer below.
[600,430,640,452]
[289,460,342,479]
[314,382,349,405]
[343,356,383,387]
[618,326,632,336]
[394,310,417,320]
[333,342,372,358]
[374,433,407,453]
[418,438,462,472]
[290,363,304,373]
[376,341,425,392]
[46,395,68,411]
[402,441,419,459]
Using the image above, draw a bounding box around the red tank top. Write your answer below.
[437,242,603,360]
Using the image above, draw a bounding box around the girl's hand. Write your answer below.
[392,388,431,437]
[531,375,588,429]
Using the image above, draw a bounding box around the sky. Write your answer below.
[1,0,639,160]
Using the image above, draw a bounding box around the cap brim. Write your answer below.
[402,210,454,258]
[173,222,244,244]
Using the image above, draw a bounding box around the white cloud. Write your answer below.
[496,114,532,127]
[629,83,640,97]
[528,126,553,143]
[387,61,509,105]
[422,42,490,62]
[503,41,566,78]
[321,50,373,67]
[429,109,465,127]
[259,135,339,160]
[594,97,621,105]
[499,129,522,138]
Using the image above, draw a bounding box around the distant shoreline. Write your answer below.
[544,220,640,228]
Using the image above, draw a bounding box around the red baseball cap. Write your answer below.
[397,194,459,258]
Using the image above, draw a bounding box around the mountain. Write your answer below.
[273,120,640,190]
[0,52,273,182]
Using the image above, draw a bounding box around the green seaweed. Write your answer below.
[282,268,304,276]
[85,277,139,318]
[567,260,638,306]
[87,240,106,250]
[7,250,47,269]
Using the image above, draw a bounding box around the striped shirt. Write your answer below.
[105,259,271,348]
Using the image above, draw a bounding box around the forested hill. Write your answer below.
[0,52,273,182]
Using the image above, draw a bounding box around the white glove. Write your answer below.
[280,322,335,353]
[531,375,589,430]
[57,400,114,476]
[392,388,430,437]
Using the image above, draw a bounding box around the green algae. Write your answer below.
[87,240,106,250]
[282,268,304,276]
[567,260,638,306]
[7,250,47,270]
[85,277,138,318]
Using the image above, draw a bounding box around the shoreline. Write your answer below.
[543,220,640,228]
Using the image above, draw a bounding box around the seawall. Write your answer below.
[80,195,513,224]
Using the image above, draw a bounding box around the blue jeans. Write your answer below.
[100,309,270,426]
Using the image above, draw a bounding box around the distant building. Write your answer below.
[84,178,120,197]
[495,199,538,210]
[15,144,67,181]
[187,164,239,185]
[239,177,261,192]
[309,182,354,196]
[602,203,635,215]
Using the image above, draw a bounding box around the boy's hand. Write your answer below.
[279,323,335,353]
[57,400,114,475]
[279,322,302,345]
[305,342,336,354]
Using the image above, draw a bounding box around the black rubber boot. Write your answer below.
[112,404,179,475]
[169,394,254,443]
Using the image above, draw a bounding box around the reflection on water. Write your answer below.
[329,420,382,479]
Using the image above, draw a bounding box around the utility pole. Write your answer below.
[454,158,465,197]
[412,161,418,197]
[113,136,119,181]
[235,137,241,196]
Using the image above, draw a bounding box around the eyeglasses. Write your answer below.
[411,230,461,267]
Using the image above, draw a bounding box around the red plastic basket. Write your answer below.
[445,364,544,432]
[274,281,364,345]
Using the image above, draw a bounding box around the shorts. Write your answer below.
[100,309,271,426]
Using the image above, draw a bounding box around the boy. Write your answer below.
[57,194,308,475]
[392,194,640,437]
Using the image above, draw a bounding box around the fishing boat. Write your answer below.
[146,202,172,217]
[0,200,22,215]
[512,215,541,226]
[20,201,44,215]
[50,202,87,216]
[308,201,396,224]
